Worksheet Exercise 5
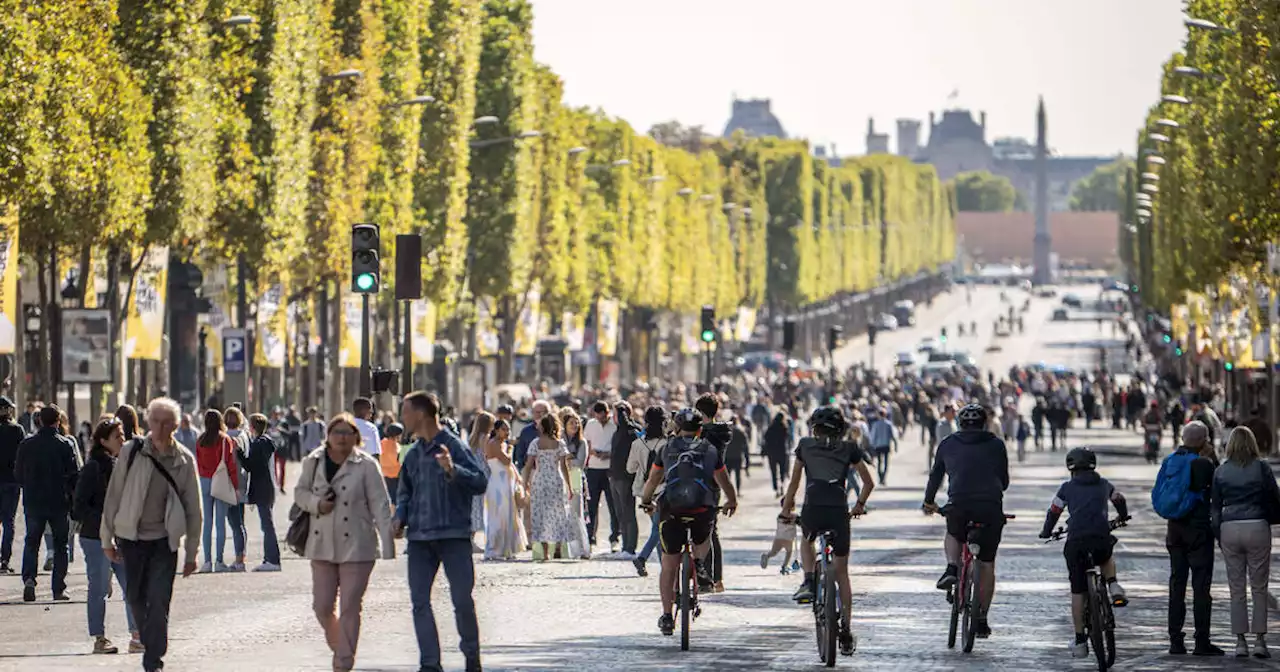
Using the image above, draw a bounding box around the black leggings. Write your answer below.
[768,454,790,491]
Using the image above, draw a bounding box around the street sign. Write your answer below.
[223,328,247,373]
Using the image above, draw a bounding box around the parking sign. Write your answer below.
[223,328,246,373]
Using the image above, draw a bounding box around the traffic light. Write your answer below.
[1174,341,1184,357]
[1162,332,1172,344]
[940,327,948,343]
[827,326,843,352]
[351,223,380,293]
[1130,283,1140,294]
[700,305,716,343]
[868,324,878,347]
[782,318,797,352]
[1225,361,1235,372]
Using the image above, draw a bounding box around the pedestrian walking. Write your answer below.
[16,405,79,602]
[466,417,490,552]
[608,402,641,558]
[195,409,244,573]
[0,396,24,574]
[628,406,668,577]
[521,413,575,561]
[1211,427,1278,658]
[296,413,396,672]
[115,404,140,441]
[243,414,282,572]
[763,412,791,498]
[582,401,619,552]
[1161,421,1223,656]
[397,391,488,672]
[72,418,139,654]
[101,398,203,672]
[222,408,250,570]
[380,423,404,502]
[866,408,897,486]
[561,409,590,560]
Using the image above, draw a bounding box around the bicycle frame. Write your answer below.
[813,530,839,666]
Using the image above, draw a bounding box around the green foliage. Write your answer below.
[952,170,1016,213]
[1069,158,1132,212]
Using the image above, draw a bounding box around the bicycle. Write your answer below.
[1045,518,1128,671]
[935,505,1015,653]
[799,507,865,666]
[640,503,713,651]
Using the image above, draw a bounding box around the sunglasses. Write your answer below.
[329,428,357,437]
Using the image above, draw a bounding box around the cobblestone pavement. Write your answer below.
[4,286,1279,671]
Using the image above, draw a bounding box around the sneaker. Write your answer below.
[93,636,119,654]
[936,565,958,590]
[52,592,70,601]
[792,579,815,603]
[1069,639,1088,658]
[610,541,620,554]
[1109,581,1128,607]
[253,562,282,572]
[128,639,145,654]
[1255,637,1271,659]
[1236,640,1250,658]
[0,562,11,573]
[42,557,53,572]
[838,627,856,656]
[759,552,769,570]
[1192,641,1225,656]
[974,619,991,639]
[632,557,648,577]
[230,562,246,572]
[658,613,675,636]
[713,581,725,594]
[214,562,231,573]
[1169,634,1187,655]
[22,580,34,602]
[198,562,212,574]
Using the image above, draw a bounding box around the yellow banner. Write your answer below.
[411,299,436,364]
[562,312,585,351]
[339,292,362,368]
[81,250,109,309]
[255,282,287,368]
[124,246,168,361]
[0,209,17,354]
[201,265,233,367]
[476,300,499,358]
[596,298,619,357]
[735,306,757,343]
[514,289,541,356]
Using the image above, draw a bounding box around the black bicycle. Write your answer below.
[642,502,711,651]
[812,529,840,666]
[1045,518,1128,671]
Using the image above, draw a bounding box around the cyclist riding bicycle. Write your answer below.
[639,408,739,637]
[922,402,1009,639]
[1038,447,1129,659]
[782,406,875,656]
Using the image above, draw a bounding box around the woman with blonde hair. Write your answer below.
[296,413,395,672]
[1212,426,1280,658]
[466,413,493,549]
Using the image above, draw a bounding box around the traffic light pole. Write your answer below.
[401,300,412,396]
[360,293,372,397]
[703,341,712,389]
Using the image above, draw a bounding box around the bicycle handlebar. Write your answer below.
[1044,517,1129,543]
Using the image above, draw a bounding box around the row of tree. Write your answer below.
[951,160,1130,214]
[0,0,956,333]
[1122,0,1280,313]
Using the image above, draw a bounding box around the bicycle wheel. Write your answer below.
[1103,597,1117,667]
[1089,577,1106,670]
[947,584,960,649]
[823,557,838,667]
[962,563,980,653]
[813,560,826,661]
[680,550,692,651]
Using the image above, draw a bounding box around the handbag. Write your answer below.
[285,458,322,556]
[211,437,238,505]
[1259,460,1280,525]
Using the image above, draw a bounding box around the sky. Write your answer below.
[528,0,1189,157]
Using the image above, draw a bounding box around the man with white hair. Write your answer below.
[513,400,551,471]
[101,398,202,672]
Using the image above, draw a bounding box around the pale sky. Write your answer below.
[529,0,1188,157]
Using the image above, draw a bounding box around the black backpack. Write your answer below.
[662,437,714,511]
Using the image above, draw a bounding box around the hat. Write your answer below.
[0,396,13,410]
[1181,420,1209,448]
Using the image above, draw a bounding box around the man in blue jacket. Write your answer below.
[397,391,489,672]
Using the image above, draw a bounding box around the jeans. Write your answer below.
[199,477,245,564]
[311,560,375,671]
[608,477,637,554]
[44,520,75,562]
[385,477,399,503]
[638,511,660,561]
[22,507,68,594]
[256,503,281,565]
[726,463,743,492]
[873,448,891,485]
[119,537,177,671]
[408,539,480,671]
[80,537,135,637]
[1168,522,1215,642]
[585,469,618,545]
[0,483,19,565]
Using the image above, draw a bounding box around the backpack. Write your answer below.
[1151,450,1201,519]
[662,437,713,511]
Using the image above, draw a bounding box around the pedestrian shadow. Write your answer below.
[0,599,86,606]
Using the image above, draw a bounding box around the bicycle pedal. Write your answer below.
[796,597,814,605]
[693,607,702,618]
[1112,597,1129,608]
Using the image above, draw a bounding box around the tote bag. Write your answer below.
[211,438,239,504]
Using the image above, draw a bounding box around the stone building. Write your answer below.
[722,98,787,138]
[865,119,890,155]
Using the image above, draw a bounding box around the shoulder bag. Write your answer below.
[285,458,321,556]
[210,437,238,504]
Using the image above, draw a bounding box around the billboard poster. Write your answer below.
[411,299,436,364]
[0,211,17,355]
[124,246,168,361]
[255,282,286,367]
[61,309,112,383]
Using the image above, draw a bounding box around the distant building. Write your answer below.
[896,119,921,158]
[722,98,787,138]
[865,119,890,155]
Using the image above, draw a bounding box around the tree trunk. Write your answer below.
[35,249,49,403]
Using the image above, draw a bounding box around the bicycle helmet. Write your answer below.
[956,403,988,430]
[673,408,705,432]
[808,406,848,436]
[1065,446,1097,472]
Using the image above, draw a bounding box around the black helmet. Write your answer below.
[808,406,848,436]
[1066,447,1097,472]
[673,408,704,432]
[957,403,987,430]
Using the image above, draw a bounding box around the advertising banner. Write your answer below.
[255,282,287,367]
[562,312,585,352]
[61,309,112,383]
[124,246,168,360]
[596,298,619,357]
[411,299,436,364]
[514,289,541,356]
[0,211,17,354]
[339,293,363,368]
[476,300,499,358]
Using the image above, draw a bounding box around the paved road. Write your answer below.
[4,287,1276,671]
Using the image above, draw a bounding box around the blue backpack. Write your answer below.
[1151,451,1201,519]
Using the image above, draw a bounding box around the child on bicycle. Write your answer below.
[1038,446,1130,659]
[781,406,875,656]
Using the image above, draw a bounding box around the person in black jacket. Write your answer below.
[15,405,79,601]
[695,393,733,592]
[1166,421,1223,656]
[763,412,792,497]
[608,402,641,558]
[73,418,138,654]
[0,396,25,573]
[724,418,749,491]
[242,414,281,571]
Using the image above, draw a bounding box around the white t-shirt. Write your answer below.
[583,418,616,470]
[354,417,381,456]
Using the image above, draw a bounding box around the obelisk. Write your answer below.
[1032,96,1052,285]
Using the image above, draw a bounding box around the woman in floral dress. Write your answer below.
[520,413,574,562]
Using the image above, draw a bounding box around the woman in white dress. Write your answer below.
[560,409,592,559]
[482,417,525,560]
[520,413,575,562]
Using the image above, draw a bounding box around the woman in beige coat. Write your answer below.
[295,413,396,672]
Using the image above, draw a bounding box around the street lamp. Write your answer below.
[1141,172,1160,181]
[221,15,254,27]
[1149,133,1170,143]
[386,94,434,109]
[474,115,499,125]
[1162,94,1192,105]
[644,175,665,184]
[676,187,694,197]
[1185,17,1232,33]
[1146,156,1167,165]
[698,194,714,202]
[1155,119,1180,130]
[1174,65,1225,82]
[567,146,587,156]
[611,159,631,168]
[326,68,363,81]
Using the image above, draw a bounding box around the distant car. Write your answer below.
[928,351,956,363]
[1035,287,1057,298]
[917,337,938,353]
[920,361,957,379]
[1062,294,1083,308]
[1052,308,1069,321]
[895,351,916,367]
[874,313,899,331]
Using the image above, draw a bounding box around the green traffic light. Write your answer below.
[1225,362,1234,371]
[1175,348,1183,356]
[1162,334,1172,344]
[700,330,715,343]
[355,273,377,292]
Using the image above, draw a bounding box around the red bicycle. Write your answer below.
[933,505,1015,653]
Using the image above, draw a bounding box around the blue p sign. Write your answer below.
[223,329,247,373]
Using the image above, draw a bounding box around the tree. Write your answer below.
[1069,158,1132,212]
[952,171,1016,212]
[649,120,707,153]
